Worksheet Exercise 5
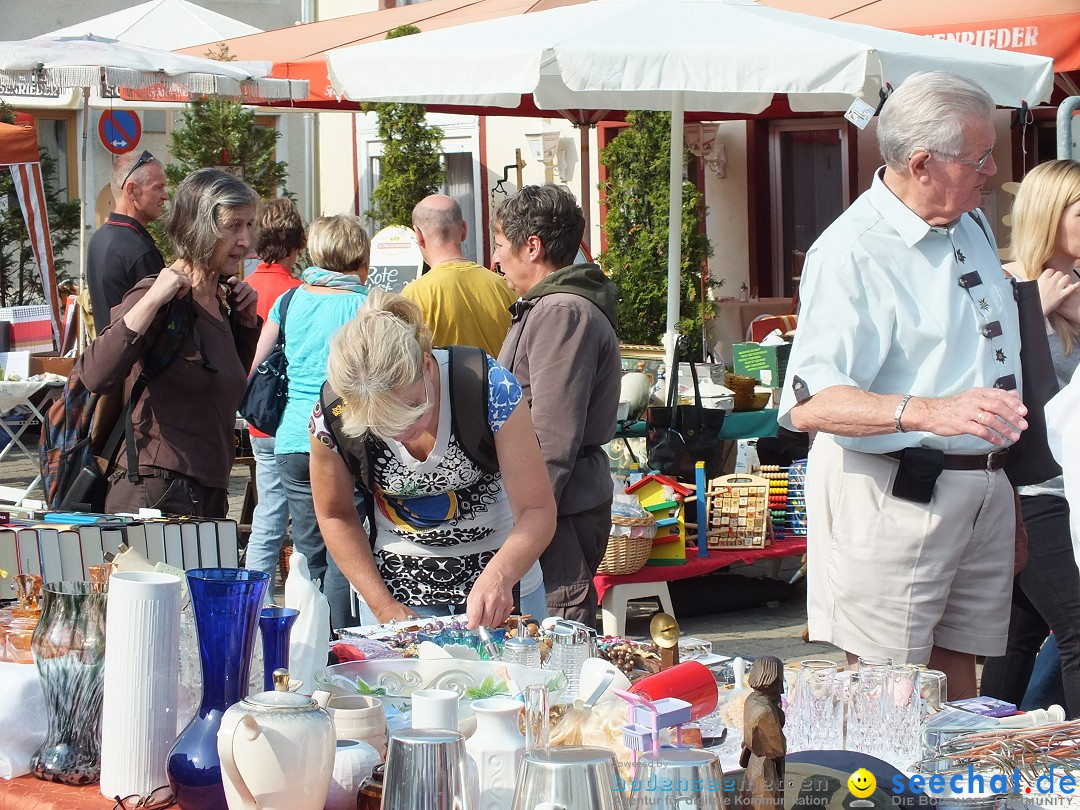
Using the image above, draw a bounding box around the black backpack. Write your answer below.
[319,345,498,494]
[39,291,197,510]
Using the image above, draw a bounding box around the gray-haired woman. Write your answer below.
[78,168,262,518]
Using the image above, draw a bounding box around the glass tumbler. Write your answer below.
[844,670,887,757]
[789,660,843,752]
[882,665,922,771]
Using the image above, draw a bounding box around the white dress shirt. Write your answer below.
[778,169,1022,454]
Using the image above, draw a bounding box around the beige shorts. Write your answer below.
[805,434,1014,663]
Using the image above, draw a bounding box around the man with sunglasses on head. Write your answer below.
[778,71,1029,699]
[87,150,168,332]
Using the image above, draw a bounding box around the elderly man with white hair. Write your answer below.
[778,71,1028,697]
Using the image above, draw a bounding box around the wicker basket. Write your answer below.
[597,514,657,575]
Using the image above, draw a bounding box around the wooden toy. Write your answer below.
[625,474,694,566]
[705,473,771,548]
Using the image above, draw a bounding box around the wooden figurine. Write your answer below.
[739,655,786,808]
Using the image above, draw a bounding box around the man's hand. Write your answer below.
[909,388,1027,445]
[1038,269,1080,316]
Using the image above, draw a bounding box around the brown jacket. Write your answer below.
[498,263,621,515]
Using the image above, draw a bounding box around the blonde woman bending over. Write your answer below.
[309,290,555,630]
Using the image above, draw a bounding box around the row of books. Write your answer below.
[0,517,241,599]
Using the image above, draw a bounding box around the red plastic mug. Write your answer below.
[628,661,719,720]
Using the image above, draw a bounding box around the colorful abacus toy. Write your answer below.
[754,464,789,540]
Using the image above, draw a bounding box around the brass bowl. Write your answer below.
[724,372,757,395]
[733,391,771,412]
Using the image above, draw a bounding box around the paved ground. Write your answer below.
[2,441,845,666]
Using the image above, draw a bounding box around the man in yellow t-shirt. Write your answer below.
[403,194,516,356]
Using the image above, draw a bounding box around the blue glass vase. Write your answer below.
[259,606,299,692]
[166,568,269,810]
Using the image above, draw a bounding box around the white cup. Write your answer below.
[411,688,460,731]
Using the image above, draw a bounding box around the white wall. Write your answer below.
[702,121,749,295]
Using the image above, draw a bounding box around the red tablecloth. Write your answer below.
[0,775,112,809]
[594,537,807,604]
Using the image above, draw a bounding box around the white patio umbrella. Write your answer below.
[42,0,261,52]
[0,35,306,345]
[326,0,1054,354]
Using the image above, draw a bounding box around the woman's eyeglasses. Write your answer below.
[112,785,174,809]
[120,150,155,189]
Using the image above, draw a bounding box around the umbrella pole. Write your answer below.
[579,123,591,254]
[664,93,685,386]
[77,86,90,354]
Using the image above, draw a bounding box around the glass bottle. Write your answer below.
[501,617,540,668]
[544,620,594,701]
[259,605,299,691]
[356,763,385,810]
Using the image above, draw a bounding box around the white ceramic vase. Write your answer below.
[325,738,381,810]
[465,697,525,810]
[312,692,388,756]
[99,571,182,800]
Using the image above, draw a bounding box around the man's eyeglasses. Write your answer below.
[120,150,155,189]
[933,146,995,174]
[112,785,174,809]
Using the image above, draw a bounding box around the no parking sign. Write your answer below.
[98,110,141,155]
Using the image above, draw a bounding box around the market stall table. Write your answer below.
[611,409,779,475]
[594,537,807,636]
[0,775,112,809]
[615,408,779,441]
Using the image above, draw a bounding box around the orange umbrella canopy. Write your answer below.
[0,121,40,165]
[181,0,589,105]
[761,0,1080,73]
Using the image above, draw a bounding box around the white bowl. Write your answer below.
[312,658,567,713]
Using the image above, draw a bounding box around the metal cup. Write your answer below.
[628,748,724,809]
[511,746,629,810]
[382,728,475,810]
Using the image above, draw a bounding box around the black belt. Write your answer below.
[578,444,602,458]
[884,449,1009,472]
[113,466,183,482]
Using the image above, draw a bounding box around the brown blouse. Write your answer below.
[77,278,259,489]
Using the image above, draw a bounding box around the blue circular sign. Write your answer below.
[98,110,141,155]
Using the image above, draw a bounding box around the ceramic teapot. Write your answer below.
[218,669,336,810]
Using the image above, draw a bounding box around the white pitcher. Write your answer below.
[218,672,336,810]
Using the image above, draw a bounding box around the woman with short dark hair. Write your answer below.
[78,168,262,518]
